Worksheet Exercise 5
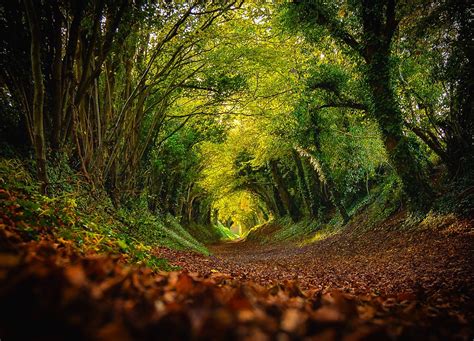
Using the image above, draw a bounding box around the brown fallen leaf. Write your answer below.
[227,288,253,310]
[175,272,195,294]
[281,308,306,333]
[0,252,21,267]
[96,322,132,341]
[64,264,87,287]
[312,306,345,323]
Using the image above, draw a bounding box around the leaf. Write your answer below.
[175,272,194,294]
[0,253,21,267]
[281,308,306,332]
[64,264,87,287]
[117,239,129,251]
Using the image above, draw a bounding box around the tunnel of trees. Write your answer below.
[1,0,472,234]
[1,0,473,339]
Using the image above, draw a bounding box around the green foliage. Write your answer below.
[245,172,405,246]
[349,173,404,230]
[186,222,238,244]
[431,175,474,218]
[0,158,208,271]
[0,159,36,193]
[1,0,472,252]
[246,217,334,245]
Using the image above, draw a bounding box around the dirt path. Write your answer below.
[159,219,474,297]
[154,218,474,339]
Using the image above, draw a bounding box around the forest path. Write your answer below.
[155,218,474,337]
[158,219,474,296]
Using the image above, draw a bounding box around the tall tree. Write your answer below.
[283,0,434,209]
[24,0,48,193]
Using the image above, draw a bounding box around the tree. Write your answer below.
[397,0,473,177]
[24,0,48,193]
[282,0,434,209]
[1,0,244,201]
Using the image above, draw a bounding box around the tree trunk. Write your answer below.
[24,0,48,194]
[271,185,287,218]
[270,160,300,222]
[50,1,63,152]
[292,149,315,218]
[360,0,433,210]
[445,2,474,177]
[295,147,349,223]
[366,48,433,209]
[302,156,322,218]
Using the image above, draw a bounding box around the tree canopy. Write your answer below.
[1,0,472,231]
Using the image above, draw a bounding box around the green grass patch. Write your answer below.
[185,222,238,244]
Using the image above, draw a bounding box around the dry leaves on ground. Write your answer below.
[1,214,473,340]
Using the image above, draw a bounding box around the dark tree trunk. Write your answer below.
[295,147,349,223]
[302,157,323,218]
[292,149,315,218]
[270,160,300,222]
[24,0,49,194]
[361,0,433,210]
[50,1,63,152]
[271,185,287,218]
[444,2,474,177]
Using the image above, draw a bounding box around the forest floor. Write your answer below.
[1,209,473,340]
[156,214,474,339]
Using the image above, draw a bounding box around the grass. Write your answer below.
[246,217,320,245]
[0,157,211,271]
[185,222,238,245]
[244,175,407,246]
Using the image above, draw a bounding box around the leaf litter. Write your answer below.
[0,213,473,340]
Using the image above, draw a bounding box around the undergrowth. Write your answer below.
[0,158,212,271]
[245,169,471,247]
[186,222,238,244]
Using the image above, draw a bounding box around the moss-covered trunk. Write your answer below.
[270,160,301,222]
[366,48,432,209]
[292,150,315,218]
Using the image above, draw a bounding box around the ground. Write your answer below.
[156,215,474,339]
[162,216,474,296]
[0,212,473,340]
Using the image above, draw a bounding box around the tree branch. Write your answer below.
[316,102,367,111]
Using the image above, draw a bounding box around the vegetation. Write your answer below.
[2,0,472,234]
[0,0,472,339]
